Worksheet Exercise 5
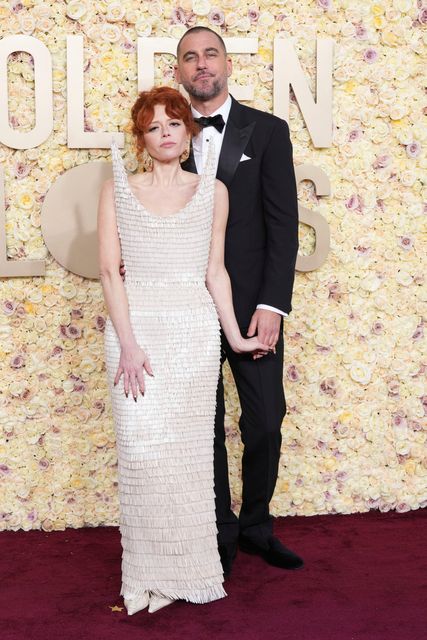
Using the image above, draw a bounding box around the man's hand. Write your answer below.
[119,259,126,281]
[247,309,281,351]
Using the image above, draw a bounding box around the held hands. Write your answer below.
[246,309,282,359]
[114,342,153,400]
[233,335,272,360]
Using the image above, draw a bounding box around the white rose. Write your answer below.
[341,22,356,37]
[399,170,416,187]
[33,318,47,333]
[236,16,251,31]
[360,273,382,292]
[395,442,411,456]
[66,0,88,20]
[258,12,275,27]
[396,270,413,286]
[393,0,412,12]
[258,67,273,83]
[168,24,186,39]
[101,23,122,43]
[135,17,152,37]
[349,362,372,385]
[62,379,75,393]
[192,0,211,16]
[389,103,409,120]
[26,288,43,303]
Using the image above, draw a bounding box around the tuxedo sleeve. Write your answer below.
[258,119,299,315]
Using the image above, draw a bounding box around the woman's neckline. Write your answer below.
[125,172,203,219]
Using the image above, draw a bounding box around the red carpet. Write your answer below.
[0,509,425,640]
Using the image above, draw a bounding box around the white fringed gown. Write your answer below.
[104,141,226,605]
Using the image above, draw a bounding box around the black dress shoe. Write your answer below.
[218,542,237,578]
[238,535,304,570]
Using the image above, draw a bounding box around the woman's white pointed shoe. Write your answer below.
[148,594,174,613]
[124,591,150,615]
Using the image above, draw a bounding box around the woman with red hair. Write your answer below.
[98,87,269,614]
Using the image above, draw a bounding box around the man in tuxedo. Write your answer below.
[174,26,302,576]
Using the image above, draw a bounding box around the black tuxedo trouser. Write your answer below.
[214,327,286,545]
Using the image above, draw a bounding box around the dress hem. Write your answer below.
[120,584,227,605]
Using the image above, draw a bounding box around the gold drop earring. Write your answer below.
[180,139,191,163]
[141,148,153,172]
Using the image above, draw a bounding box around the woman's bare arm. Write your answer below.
[206,180,269,359]
[98,180,153,399]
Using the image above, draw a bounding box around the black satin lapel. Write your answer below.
[217,120,255,186]
[181,143,198,174]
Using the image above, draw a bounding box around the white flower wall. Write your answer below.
[0,0,425,530]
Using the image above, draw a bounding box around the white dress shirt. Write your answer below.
[191,96,287,318]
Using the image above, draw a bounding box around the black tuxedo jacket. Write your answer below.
[183,96,299,329]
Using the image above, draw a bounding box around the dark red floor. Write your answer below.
[0,509,426,640]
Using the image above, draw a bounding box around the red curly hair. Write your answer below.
[131,86,199,155]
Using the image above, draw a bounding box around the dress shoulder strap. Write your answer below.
[201,138,217,182]
[197,139,217,203]
[110,139,132,240]
[110,139,128,191]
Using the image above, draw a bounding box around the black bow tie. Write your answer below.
[194,114,225,133]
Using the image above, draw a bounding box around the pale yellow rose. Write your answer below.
[59,280,77,300]
[91,432,109,447]
[16,192,35,210]
[79,357,97,376]
[0,2,10,20]
[372,4,385,16]
[18,13,35,34]
[124,8,139,23]
[381,29,399,47]
[106,2,125,22]
[62,338,78,351]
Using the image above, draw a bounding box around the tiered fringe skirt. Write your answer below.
[105,290,226,604]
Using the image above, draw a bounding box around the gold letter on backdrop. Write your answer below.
[295,164,331,272]
[0,166,45,275]
[66,36,124,149]
[274,38,334,148]
[40,161,112,278]
[138,37,258,101]
[0,35,53,149]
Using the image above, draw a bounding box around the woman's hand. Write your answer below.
[114,343,153,400]
[233,336,273,360]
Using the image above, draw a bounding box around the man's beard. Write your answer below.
[182,76,226,101]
